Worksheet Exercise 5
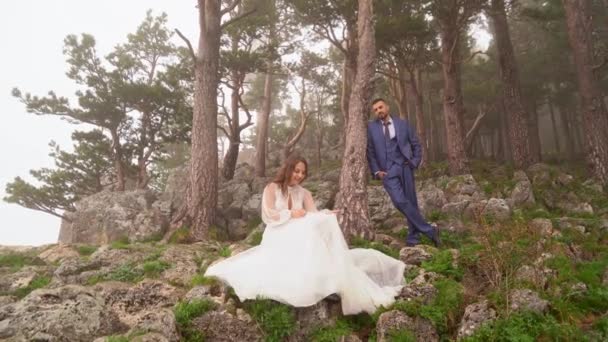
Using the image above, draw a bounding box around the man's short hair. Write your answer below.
[372,98,387,105]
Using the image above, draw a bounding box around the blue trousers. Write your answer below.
[383,163,434,244]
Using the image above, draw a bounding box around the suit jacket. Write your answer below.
[367,116,422,177]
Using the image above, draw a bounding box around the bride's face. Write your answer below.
[289,162,306,186]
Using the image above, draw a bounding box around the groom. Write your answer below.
[366,98,440,247]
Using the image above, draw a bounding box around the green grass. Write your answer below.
[244,297,296,342]
[87,263,145,285]
[13,275,51,298]
[174,299,216,342]
[421,249,463,280]
[463,311,586,342]
[351,236,399,259]
[427,209,448,222]
[309,319,353,341]
[387,329,416,342]
[190,274,219,287]
[218,245,232,258]
[110,236,131,250]
[378,277,463,337]
[0,252,45,272]
[142,260,170,278]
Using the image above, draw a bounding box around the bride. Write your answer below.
[205,156,406,315]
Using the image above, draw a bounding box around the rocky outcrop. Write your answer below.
[457,300,496,339]
[0,285,126,341]
[59,190,168,244]
[375,310,439,342]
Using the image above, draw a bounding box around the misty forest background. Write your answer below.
[5,0,608,240]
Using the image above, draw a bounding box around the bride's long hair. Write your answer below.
[273,155,308,196]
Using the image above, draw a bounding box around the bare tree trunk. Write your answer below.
[110,129,126,191]
[255,68,273,177]
[410,68,427,167]
[427,91,436,162]
[439,26,469,174]
[499,99,512,162]
[387,65,409,120]
[488,0,533,169]
[336,0,374,241]
[547,98,561,155]
[557,102,575,159]
[528,101,542,162]
[187,0,221,240]
[315,95,323,172]
[340,20,357,147]
[222,71,241,180]
[563,0,608,184]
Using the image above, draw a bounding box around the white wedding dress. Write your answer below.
[205,182,405,315]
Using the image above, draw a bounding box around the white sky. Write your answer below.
[0,1,199,246]
[0,2,491,246]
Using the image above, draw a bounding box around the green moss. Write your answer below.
[168,226,193,244]
[76,245,98,256]
[248,231,263,246]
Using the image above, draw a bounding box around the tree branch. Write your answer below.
[237,95,253,131]
[221,9,256,30]
[221,0,242,16]
[175,29,196,61]
[465,104,487,151]
[593,55,608,70]
[217,125,231,139]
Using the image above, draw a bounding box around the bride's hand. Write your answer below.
[290,209,306,218]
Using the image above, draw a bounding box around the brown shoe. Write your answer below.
[431,226,442,248]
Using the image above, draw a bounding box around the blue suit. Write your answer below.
[367,116,434,245]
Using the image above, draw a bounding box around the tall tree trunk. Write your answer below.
[564,0,608,184]
[410,68,427,167]
[387,65,409,120]
[110,129,126,191]
[336,0,374,241]
[427,87,436,162]
[527,101,542,162]
[547,98,561,155]
[315,95,323,173]
[488,0,533,169]
[557,103,575,159]
[340,51,357,146]
[498,99,512,162]
[255,68,273,177]
[439,25,469,174]
[188,0,221,240]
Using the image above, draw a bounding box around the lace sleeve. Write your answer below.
[261,183,291,226]
[303,188,318,212]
